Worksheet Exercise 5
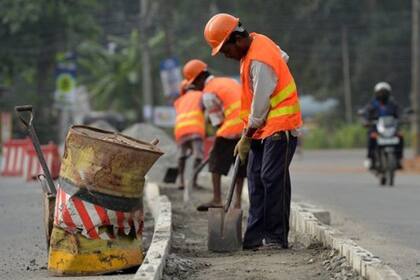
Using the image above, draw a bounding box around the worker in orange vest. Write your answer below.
[173,79,205,190]
[183,59,247,211]
[204,13,302,250]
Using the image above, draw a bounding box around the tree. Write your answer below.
[78,30,143,115]
[0,0,100,141]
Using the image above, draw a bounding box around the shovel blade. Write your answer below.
[208,208,242,252]
[163,167,178,183]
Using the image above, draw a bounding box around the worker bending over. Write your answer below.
[204,13,302,250]
[183,59,246,211]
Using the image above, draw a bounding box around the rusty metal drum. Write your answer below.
[48,125,163,275]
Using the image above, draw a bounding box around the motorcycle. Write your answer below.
[358,108,412,186]
[370,116,400,186]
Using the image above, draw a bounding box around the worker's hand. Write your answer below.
[233,135,252,163]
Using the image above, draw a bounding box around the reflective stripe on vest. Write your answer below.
[268,103,300,119]
[203,77,244,138]
[174,90,205,141]
[176,110,203,122]
[240,80,299,119]
[224,100,240,118]
[175,118,204,130]
[270,80,297,108]
[240,33,302,139]
[217,117,243,135]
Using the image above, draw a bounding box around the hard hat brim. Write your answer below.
[211,43,224,56]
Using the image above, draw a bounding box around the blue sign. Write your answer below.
[160,58,182,100]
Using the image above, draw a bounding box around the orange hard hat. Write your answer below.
[204,13,239,56]
[183,59,207,83]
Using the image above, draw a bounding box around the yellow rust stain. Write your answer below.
[48,227,143,275]
[60,132,155,198]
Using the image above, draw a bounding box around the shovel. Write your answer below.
[15,105,57,249]
[207,156,242,252]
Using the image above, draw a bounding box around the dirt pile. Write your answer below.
[320,249,362,280]
[163,253,209,280]
[123,123,177,182]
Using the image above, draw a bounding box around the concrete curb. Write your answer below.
[290,202,401,280]
[240,185,401,280]
[134,182,172,280]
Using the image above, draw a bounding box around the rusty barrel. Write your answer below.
[48,125,163,276]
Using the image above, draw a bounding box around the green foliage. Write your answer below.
[0,0,415,141]
[304,123,367,149]
[0,0,100,141]
[78,30,142,113]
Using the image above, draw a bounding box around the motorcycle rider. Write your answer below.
[363,82,404,169]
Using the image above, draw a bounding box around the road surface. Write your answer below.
[291,149,420,279]
[1,149,419,279]
[0,177,146,280]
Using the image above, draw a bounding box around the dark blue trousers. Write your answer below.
[243,131,297,247]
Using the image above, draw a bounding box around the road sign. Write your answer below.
[54,52,77,105]
[160,58,182,100]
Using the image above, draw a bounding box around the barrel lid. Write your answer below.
[70,125,164,155]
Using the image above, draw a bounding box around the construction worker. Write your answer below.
[173,79,205,190]
[204,13,302,250]
[182,59,246,211]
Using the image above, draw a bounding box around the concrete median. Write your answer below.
[134,182,172,280]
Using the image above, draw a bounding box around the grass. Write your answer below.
[303,122,412,149]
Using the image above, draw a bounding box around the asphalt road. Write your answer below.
[1,149,419,279]
[0,177,139,280]
[291,149,420,279]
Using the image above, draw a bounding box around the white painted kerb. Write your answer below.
[134,182,172,280]
[241,184,401,280]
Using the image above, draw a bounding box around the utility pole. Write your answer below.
[139,0,153,123]
[412,0,420,156]
[341,25,353,123]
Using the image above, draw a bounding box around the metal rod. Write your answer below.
[224,156,241,212]
[27,126,57,195]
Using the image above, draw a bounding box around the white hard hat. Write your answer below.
[374,82,392,92]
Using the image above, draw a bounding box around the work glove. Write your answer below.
[233,135,252,164]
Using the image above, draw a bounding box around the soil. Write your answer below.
[160,183,363,280]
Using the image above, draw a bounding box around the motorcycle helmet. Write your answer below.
[374,82,392,103]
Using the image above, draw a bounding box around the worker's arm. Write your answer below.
[244,60,278,137]
[202,92,224,128]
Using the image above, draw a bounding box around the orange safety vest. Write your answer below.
[204,77,244,138]
[173,90,205,142]
[240,33,302,139]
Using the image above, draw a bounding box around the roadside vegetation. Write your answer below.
[303,114,412,149]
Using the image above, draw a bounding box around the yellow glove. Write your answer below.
[233,135,252,163]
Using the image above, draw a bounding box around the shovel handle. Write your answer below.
[14,105,57,195]
[224,156,241,212]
